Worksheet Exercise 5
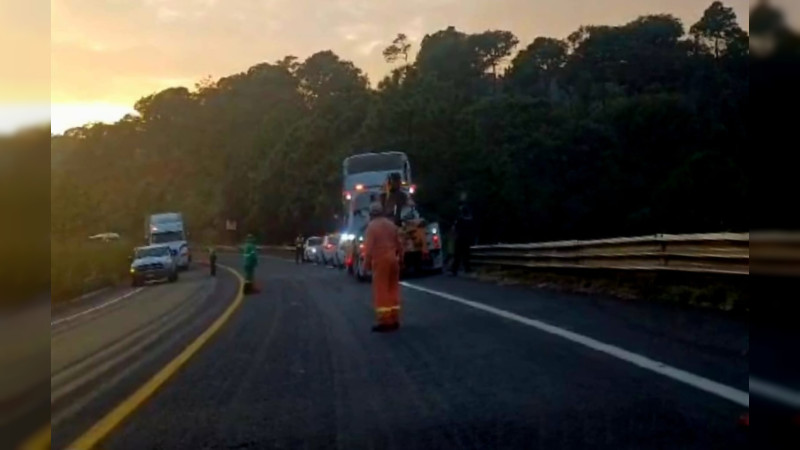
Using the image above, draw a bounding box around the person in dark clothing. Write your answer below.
[379,172,408,227]
[451,202,474,276]
[295,234,305,264]
[209,247,217,276]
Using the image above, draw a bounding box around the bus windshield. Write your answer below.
[344,153,406,176]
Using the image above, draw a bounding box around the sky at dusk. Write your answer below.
[3,0,766,134]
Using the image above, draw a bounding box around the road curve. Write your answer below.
[50,267,239,449]
[103,255,748,449]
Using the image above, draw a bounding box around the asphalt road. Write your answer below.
[100,255,749,449]
[50,266,239,449]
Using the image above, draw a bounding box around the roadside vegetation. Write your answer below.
[51,239,132,303]
[1,126,49,306]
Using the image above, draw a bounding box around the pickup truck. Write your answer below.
[130,244,179,287]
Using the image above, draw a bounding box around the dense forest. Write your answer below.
[50,1,760,245]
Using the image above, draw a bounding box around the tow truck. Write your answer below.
[339,152,443,280]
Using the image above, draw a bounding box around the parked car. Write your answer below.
[321,234,341,266]
[130,244,179,287]
[304,236,323,263]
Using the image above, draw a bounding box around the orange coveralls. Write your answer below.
[364,216,404,326]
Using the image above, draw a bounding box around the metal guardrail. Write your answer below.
[470,233,753,275]
[198,231,800,277]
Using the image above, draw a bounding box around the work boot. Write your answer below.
[372,323,400,333]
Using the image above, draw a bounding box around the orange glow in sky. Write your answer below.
[39,0,761,134]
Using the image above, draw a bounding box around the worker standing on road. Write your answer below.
[209,247,217,276]
[451,200,474,276]
[364,202,404,332]
[295,234,305,264]
[243,234,259,293]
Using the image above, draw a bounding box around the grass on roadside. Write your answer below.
[51,239,133,303]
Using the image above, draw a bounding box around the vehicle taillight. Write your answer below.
[432,234,440,248]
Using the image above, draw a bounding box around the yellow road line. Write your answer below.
[67,265,245,449]
[18,423,50,450]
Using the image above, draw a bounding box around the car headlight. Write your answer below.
[311,248,316,253]
[130,267,136,274]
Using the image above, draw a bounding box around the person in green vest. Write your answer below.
[243,234,259,293]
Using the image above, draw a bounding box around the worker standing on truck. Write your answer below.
[243,234,259,293]
[380,172,408,227]
[364,202,404,332]
[451,201,474,276]
[294,234,305,264]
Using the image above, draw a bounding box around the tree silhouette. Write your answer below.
[51,2,750,245]
[382,33,412,64]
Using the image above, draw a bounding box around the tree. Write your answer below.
[415,27,478,83]
[297,51,369,105]
[469,30,519,78]
[382,33,412,64]
[50,2,749,248]
[276,55,300,73]
[507,37,568,97]
[690,1,745,57]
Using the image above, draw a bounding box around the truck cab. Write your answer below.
[147,212,191,270]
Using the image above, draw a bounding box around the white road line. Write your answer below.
[401,282,750,408]
[50,288,144,327]
[750,377,800,409]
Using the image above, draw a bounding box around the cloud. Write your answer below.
[156,6,183,22]
[336,23,378,42]
[357,39,384,56]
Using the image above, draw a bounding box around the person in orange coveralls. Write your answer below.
[364,202,404,332]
